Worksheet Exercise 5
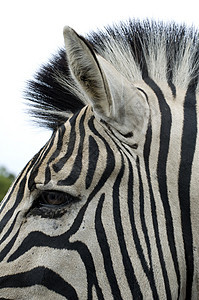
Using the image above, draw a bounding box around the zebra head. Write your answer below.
[0,21,198,299]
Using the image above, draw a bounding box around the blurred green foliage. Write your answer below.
[0,167,15,202]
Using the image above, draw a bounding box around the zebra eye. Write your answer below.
[38,191,76,207]
[26,191,80,219]
[27,190,80,219]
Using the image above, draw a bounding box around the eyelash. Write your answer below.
[38,191,77,207]
[27,191,79,219]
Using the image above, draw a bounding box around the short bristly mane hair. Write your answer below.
[24,19,199,131]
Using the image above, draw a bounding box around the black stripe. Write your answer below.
[135,157,159,298]
[28,131,57,190]
[113,156,142,298]
[48,124,66,164]
[143,124,171,296]
[86,135,99,189]
[0,177,27,233]
[53,112,79,173]
[0,212,20,245]
[136,157,151,264]
[144,122,171,299]
[95,194,122,299]
[168,80,176,98]
[144,77,181,297]
[57,109,86,186]
[178,81,197,298]
[0,267,78,299]
[0,228,20,261]
[44,165,51,185]
[7,230,66,262]
[44,125,66,185]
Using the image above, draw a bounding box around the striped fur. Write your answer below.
[0,20,199,299]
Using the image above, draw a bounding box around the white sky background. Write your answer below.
[0,0,199,176]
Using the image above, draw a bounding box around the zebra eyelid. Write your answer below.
[38,190,79,206]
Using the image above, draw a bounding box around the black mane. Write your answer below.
[24,49,84,130]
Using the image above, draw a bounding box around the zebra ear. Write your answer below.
[63,26,111,117]
[63,26,149,145]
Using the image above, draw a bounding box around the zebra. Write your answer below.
[0,19,198,299]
